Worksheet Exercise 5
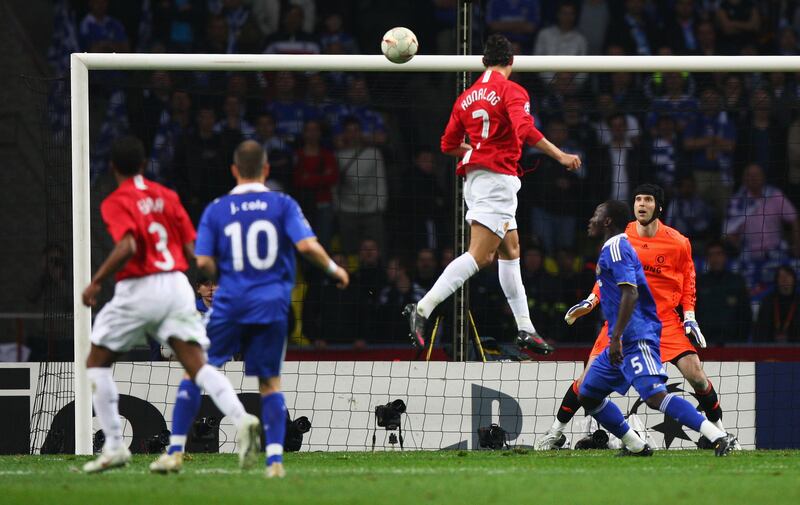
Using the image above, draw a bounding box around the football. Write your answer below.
[381,27,418,64]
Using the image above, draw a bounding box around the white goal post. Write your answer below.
[70,53,800,455]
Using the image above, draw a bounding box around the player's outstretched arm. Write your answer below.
[565,284,600,325]
[295,237,349,289]
[533,137,581,171]
[610,284,638,365]
[82,233,137,307]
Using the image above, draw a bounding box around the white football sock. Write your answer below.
[417,253,479,318]
[621,427,646,452]
[194,364,246,426]
[700,420,726,442]
[87,367,123,451]
[498,258,536,333]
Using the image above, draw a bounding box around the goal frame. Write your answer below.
[70,53,800,455]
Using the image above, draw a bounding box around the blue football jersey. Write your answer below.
[596,233,662,345]
[195,183,315,323]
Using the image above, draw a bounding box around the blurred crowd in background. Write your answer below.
[37,0,800,354]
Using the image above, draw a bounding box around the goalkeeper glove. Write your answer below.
[683,310,707,348]
[564,293,598,325]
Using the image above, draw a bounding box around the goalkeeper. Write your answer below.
[537,184,734,450]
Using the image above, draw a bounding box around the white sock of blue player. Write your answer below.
[586,398,646,452]
[194,364,247,425]
[417,253,479,318]
[658,393,726,442]
[167,378,202,455]
[262,392,287,466]
[498,258,536,334]
[87,367,124,451]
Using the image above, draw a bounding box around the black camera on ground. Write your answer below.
[285,413,311,452]
[575,429,610,450]
[146,429,171,454]
[375,399,406,431]
[477,424,508,450]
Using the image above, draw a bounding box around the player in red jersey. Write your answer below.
[536,184,735,450]
[404,34,581,353]
[81,136,261,473]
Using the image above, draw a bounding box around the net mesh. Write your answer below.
[27,65,799,453]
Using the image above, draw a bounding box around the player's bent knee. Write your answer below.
[578,393,602,412]
[644,392,666,410]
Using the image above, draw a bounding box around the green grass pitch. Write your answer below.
[1,451,799,505]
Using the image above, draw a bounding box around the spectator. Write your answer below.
[264,71,318,143]
[550,248,595,341]
[334,118,388,254]
[328,76,388,148]
[251,0,316,37]
[398,148,449,252]
[716,0,760,55]
[645,115,682,195]
[646,72,698,135]
[786,112,800,204]
[414,249,440,290]
[254,112,292,190]
[539,72,582,121]
[778,26,799,55]
[592,93,641,147]
[262,4,320,54]
[173,104,239,221]
[220,0,262,53]
[79,0,129,53]
[302,253,353,348]
[661,0,699,54]
[320,13,359,54]
[128,71,172,150]
[349,239,387,345]
[683,87,737,217]
[755,265,800,342]
[293,119,339,248]
[696,241,752,342]
[765,72,797,128]
[521,244,557,339]
[693,20,718,57]
[486,0,541,52]
[378,257,426,344]
[598,113,647,202]
[725,163,800,259]
[534,2,587,57]
[664,174,716,249]
[722,73,748,126]
[563,96,599,152]
[202,14,231,53]
[606,0,657,55]
[149,90,193,182]
[578,0,609,55]
[526,118,583,253]
[214,95,256,140]
[734,88,787,184]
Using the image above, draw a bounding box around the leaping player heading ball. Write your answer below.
[538,183,736,450]
[404,34,581,352]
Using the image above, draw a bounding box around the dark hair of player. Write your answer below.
[234,140,268,179]
[110,135,146,176]
[632,183,665,223]
[603,200,632,232]
[482,34,514,68]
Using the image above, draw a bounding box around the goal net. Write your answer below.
[25,54,800,454]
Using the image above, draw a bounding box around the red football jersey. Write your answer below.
[100,175,196,281]
[440,70,544,177]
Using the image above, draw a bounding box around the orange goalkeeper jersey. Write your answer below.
[592,220,696,318]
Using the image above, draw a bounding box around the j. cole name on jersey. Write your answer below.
[230,199,268,216]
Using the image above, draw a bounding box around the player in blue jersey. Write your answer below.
[579,200,736,457]
[150,140,349,477]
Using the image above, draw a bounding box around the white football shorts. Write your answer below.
[463,168,521,239]
[91,271,209,353]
